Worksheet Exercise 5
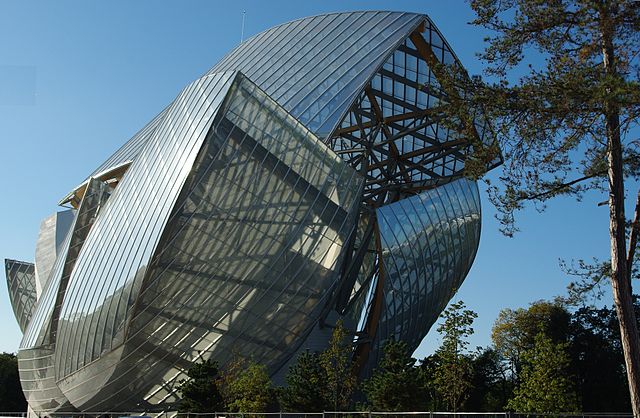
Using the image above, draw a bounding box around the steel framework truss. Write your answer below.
[328,25,498,208]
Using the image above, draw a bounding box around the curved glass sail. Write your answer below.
[5,259,37,333]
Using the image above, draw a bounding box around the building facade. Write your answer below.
[5,11,499,413]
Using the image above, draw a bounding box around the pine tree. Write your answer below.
[178,359,224,412]
[363,340,425,411]
[279,351,329,412]
[459,1,640,413]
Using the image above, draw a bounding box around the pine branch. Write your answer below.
[520,171,606,201]
[627,190,640,284]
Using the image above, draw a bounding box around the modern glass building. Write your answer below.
[5,11,499,413]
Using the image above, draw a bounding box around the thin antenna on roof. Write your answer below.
[240,10,246,43]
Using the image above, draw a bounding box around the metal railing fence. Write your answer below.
[0,411,633,418]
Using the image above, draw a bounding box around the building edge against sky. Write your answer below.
[4,11,499,413]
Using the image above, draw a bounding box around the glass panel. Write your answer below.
[363,177,481,376]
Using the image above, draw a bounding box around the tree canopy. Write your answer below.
[363,340,425,411]
[224,360,274,412]
[280,321,356,412]
[279,350,329,412]
[177,359,224,412]
[0,353,27,412]
[433,300,477,412]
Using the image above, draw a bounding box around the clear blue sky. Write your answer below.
[0,0,616,357]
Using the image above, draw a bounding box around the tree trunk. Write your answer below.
[608,139,640,416]
[601,3,640,415]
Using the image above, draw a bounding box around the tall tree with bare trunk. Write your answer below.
[457,0,640,415]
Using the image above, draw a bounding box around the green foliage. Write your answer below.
[433,300,478,412]
[507,333,579,413]
[492,301,571,378]
[417,354,441,411]
[464,0,640,231]
[225,361,274,412]
[363,340,426,411]
[569,303,637,411]
[462,2,640,411]
[0,352,27,412]
[281,321,355,412]
[178,359,224,412]
[466,348,513,412]
[279,350,328,412]
[174,300,638,413]
[437,300,478,354]
[319,320,357,410]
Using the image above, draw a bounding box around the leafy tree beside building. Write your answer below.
[280,320,356,412]
[0,353,27,412]
[433,300,477,412]
[224,360,274,412]
[507,332,579,413]
[320,320,357,411]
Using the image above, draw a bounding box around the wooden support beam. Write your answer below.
[366,138,467,171]
[353,220,386,373]
[334,104,450,136]
[365,88,413,185]
[409,29,483,146]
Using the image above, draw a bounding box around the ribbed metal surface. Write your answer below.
[22,179,111,350]
[69,11,423,189]
[5,259,37,333]
[209,11,423,136]
[34,211,74,299]
[17,347,74,412]
[18,178,112,413]
[54,71,237,396]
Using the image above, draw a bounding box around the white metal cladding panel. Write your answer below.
[367,178,481,374]
[21,179,110,351]
[53,74,363,411]
[5,259,37,333]
[209,11,424,135]
[21,226,74,349]
[54,71,237,380]
[80,12,423,183]
[34,213,63,299]
[34,214,57,299]
[17,348,71,412]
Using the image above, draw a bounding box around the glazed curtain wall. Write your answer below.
[366,178,481,375]
[5,259,36,333]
